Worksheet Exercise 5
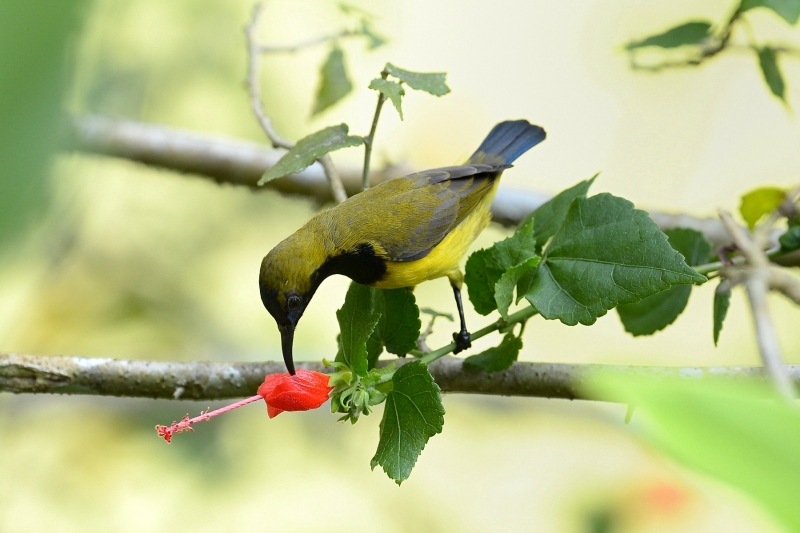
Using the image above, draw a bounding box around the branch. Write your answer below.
[245,4,347,203]
[67,114,774,253]
[3,352,797,401]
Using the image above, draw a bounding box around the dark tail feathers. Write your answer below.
[469,120,546,165]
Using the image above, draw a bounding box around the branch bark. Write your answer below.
[2,352,796,401]
[65,114,756,249]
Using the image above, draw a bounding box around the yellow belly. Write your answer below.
[371,184,498,289]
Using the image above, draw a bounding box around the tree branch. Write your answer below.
[66,113,774,252]
[2,352,797,401]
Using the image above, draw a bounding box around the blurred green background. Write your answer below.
[1,0,799,531]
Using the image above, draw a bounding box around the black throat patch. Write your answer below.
[314,242,387,286]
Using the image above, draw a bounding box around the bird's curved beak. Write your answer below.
[279,324,296,375]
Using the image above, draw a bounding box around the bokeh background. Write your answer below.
[1,0,799,531]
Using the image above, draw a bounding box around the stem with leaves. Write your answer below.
[245,3,348,203]
[361,70,390,191]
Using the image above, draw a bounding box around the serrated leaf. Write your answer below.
[523,175,597,250]
[525,194,707,326]
[626,21,712,50]
[463,333,522,373]
[617,228,712,336]
[587,375,800,533]
[336,282,381,376]
[465,220,538,316]
[740,0,800,25]
[366,288,421,368]
[495,258,540,320]
[740,186,786,229]
[779,223,800,251]
[312,46,353,116]
[757,47,787,102]
[259,124,364,185]
[371,361,445,484]
[384,62,450,96]
[714,283,732,346]
[369,78,405,119]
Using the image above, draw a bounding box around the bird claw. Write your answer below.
[452,331,472,354]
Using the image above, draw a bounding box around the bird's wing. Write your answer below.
[331,164,507,261]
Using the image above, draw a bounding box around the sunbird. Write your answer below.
[260,120,546,374]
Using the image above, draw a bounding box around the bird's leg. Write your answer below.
[448,272,471,354]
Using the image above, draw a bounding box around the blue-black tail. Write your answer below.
[469,120,546,165]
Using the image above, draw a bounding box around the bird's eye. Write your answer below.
[287,295,302,311]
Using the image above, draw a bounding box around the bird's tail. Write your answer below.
[469,120,546,165]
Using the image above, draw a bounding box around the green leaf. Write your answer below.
[258,124,364,185]
[495,258,540,320]
[740,186,786,229]
[587,375,800,533]
[779,223,800,251]
[617,286,692,336]
[312,46,353,116]
[463,333,522,373]
[525,194,707,326]
[384,63,450,96]
[740,0,800,25]
[371,361,445,484]
[0,0,83,250]
[336,283,381,376]
[464,220,539,316]
[626,21,712,50]
[366,288,421,368]
[523,175,597,250]
[359,20,387,50]
[713,283,732,346]
[617,228,711,336]
[369,78,405,119]
[757,47,787,103]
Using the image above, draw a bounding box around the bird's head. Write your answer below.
[259,234,326,375]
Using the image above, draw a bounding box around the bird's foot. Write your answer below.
[452,330,472,354]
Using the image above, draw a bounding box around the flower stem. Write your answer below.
[156,394,262,443]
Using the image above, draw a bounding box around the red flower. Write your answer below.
[156,369,332,442]
[258,369,333,418]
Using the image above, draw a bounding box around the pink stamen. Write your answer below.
[155,395,262,443]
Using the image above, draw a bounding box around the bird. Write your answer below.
[260,120,546,374]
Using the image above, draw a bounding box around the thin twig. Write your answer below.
[718,210,796,400]
[244,3,348,203]
[256,30,355,54]
[362,69,389,190]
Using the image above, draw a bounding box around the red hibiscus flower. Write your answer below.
[156,370,332,442]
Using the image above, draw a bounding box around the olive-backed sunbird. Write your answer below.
[260,120,546,374]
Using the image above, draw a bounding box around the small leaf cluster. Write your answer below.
[626,0,800,105]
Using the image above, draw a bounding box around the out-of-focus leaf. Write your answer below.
[617,228,711,336]
[740,186,786,229]
[0,0,84,249]
[384,63,450,96]
[523,175,597,250]
[713,283,732,346]
[526,194,706,326]
[626,21,712,49]
[371,361,444,484]
[463,333,522,373]
[740,0,800,25]
[587,374,800,533]
[779,223,800,251]
[757,47,787,102]
[369,78,405,119]
[359,20,387,50]
[312,46,353,116]
[259,124,363,185]
[335,282,381,376]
